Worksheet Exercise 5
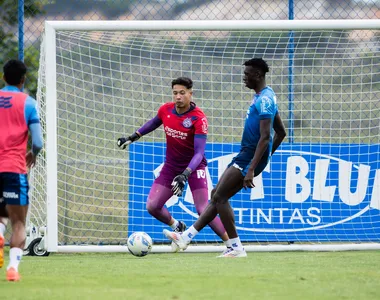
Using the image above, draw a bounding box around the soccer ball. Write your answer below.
[127,232,153,257]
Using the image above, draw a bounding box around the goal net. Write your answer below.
[31,20,380,252]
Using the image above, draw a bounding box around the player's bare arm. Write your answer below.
[271,111,286,155]
[243,118,271,188]
[26,122,43,168]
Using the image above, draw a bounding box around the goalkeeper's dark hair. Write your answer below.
[3,59,27,85]
[243,58,269,75]
[171,77,193,89]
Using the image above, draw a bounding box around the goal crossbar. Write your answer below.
[45,19,380,31]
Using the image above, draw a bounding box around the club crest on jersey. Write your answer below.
[182,118,192,128]
[260,96,272,113]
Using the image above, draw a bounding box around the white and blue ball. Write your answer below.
[127,232,153,257]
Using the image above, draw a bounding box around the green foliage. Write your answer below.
[2,44,40,97]
[0,1,44,96]
[0,0,44,25]
[44,0,140,17]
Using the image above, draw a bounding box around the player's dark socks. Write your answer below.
[175,221,187,232]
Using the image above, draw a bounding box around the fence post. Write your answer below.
[288,0,295,143]
[18,0,24,62]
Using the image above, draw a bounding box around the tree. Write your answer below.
[0,0,45,97]
[44,0,138,18]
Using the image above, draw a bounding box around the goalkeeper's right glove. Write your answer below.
[171,169,191,197]
[117,132,140,149]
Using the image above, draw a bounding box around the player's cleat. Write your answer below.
[0,235,4,268]
[171,241,180,253]
[217,247,247,258]
[216,247,233,258]
[171,221,187,252]
[163,229,189,251]
[6,267,20,282]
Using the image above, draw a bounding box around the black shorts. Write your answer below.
[0,172,29,207]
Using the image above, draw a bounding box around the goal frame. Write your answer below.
[42,19,380,253]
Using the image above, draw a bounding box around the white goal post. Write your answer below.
[32,19,380,253]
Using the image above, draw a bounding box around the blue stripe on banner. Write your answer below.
[19,174,28,206]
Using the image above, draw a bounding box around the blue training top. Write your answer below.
[241,86,278,152]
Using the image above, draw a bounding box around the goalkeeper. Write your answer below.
[118,77,230,249]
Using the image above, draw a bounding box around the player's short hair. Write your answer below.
[243,58,269,75]
[171,77,193,89]
[3,59,27,85]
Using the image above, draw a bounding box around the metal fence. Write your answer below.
[1,0,379,245]
[1,0,379,97]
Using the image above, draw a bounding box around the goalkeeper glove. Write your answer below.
[171,169,191,197]
[117,132,140,149]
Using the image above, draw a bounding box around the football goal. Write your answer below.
[31,19,380,253]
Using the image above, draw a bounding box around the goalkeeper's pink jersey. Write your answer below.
[157,102,208,171]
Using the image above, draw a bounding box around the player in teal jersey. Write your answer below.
[164,58,287,257]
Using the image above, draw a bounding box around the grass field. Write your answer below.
[1,250,380,300]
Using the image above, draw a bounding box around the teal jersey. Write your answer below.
[241,86,278,152]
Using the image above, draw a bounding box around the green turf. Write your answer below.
[1,250,380,300]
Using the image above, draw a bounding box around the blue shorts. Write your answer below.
[0,172,29,206]
[228,148,270,177]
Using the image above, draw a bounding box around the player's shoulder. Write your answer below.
[25,95,38,108]
[258,86,277,104]
[26,95,37,103]
[159,102,175,109]
[0,88,29,98]
[260,86,276,98]
[189,103,207,118]
[158,102,175,114]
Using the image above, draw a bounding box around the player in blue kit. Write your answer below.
[0,60,43,280]
[164,58,287,257]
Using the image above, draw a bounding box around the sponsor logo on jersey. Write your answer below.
[182,118,192,128]
[0,96,13,109]
[164,126,188,140]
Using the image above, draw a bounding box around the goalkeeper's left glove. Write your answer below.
[117,132,140,149]
[171,169,191,197]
